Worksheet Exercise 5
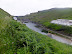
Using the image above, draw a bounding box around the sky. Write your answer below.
[0,0,72,16]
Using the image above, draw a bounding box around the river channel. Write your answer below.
[24,22,72,45]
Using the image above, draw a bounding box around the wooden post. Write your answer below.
[48,32,52,38]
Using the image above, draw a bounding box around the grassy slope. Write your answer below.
[17,8,72,23]
[0,8,72,54]
[17,8,72,36]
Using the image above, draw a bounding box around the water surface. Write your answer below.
[24,22,72,45]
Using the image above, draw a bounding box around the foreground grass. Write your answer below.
[0,8,72,54]
[0,20,72,54]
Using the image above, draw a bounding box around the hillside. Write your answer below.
[17,8,72,36]
[17,8,72,23]
[0,8,72,54]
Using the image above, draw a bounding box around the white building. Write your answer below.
[13,17,17,20]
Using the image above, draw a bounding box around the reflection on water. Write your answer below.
[24,22,72,45]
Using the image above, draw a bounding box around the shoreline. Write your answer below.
[31,21,72,40]
[24,22,72,45]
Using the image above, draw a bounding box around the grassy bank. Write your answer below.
[0,8,72,54]
[43,22,72,36]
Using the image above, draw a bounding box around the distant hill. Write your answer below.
[17,8,72,36]
[17,8,72,23]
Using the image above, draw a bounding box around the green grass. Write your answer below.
[45,22,72,36]
[17,8,72,23]
[1,20,72,54]
[0,8,72,54]
[17,8,72,36]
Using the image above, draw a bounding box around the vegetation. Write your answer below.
[17,8,72,23]
[43,22,72,36]
[17,8,72,36]
[41,29,48,33]
[0,8,72,54]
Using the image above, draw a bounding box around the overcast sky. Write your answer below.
[0,0,72,16]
